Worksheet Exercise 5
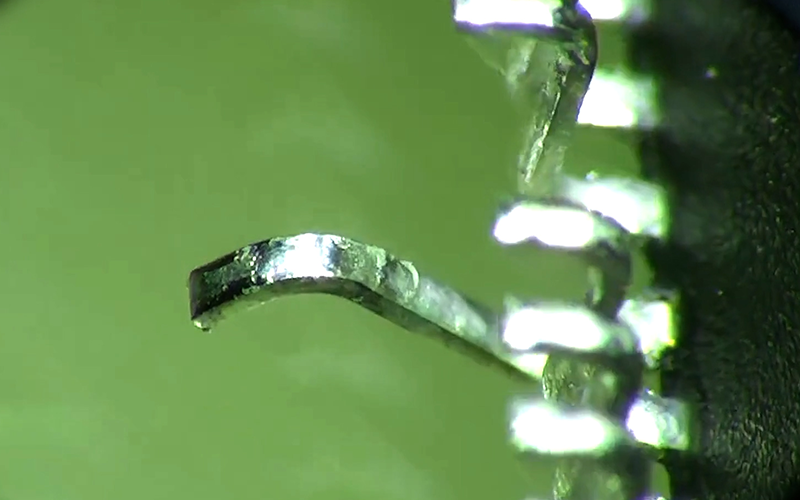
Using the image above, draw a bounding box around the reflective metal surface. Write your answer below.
[189,233,515,376]
[454,0,597,195]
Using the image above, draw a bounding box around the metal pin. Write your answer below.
[618,294,678,368]
[579,0,650,23]
[189,233,544,379]
[554,175,668,239]
[510,395,685,498]
[509,398,636,456]
[493,200,631,317]
[625,390,693,452]
[577,69,660,129]
[454,0,597,195]
[502,300,640,358]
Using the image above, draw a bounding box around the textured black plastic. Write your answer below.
[629,0,800,499]
[764,0,800,32]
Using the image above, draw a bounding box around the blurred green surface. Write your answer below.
[0,1,643,499]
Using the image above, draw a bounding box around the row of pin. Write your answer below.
[454,0,683,499]
[491,198,688,499]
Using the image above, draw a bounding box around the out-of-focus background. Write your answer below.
[0,0,644,498]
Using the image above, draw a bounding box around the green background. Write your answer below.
[0,1,645,499]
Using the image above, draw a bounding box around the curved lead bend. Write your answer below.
[188,233,525,377]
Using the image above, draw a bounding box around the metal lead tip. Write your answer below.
[509,398,635,456]
[579,0,650,23]
[578,69,660,129]
[502,301,639,357]
[493,200,632,317]
[554,175,668,239]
